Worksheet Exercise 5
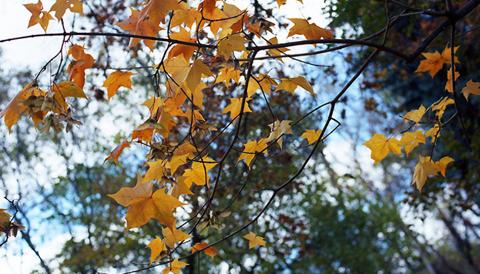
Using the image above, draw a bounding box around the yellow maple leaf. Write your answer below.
[238,139,268,167]
[243,232,266,249]
[103,71,134,99]
[413,156,454,191]
[215,66,241,88]
[148,237,166,264]
[172,176,193,197]
[288,18,333,40]
[223,97,252,120]
[276,76,314,95]
[413,156,437,191]
[49,0,83,20]
[217,33,246,59]
[461,80,480,101]
[143,160,167,183]
[364,134,401,164]
[163,226,191,248]
[266,120,292,148]
[162,259,188,274]
[403,105,426,124]
[108,176,152,207]
[416,46,459,78]
[247,74,277,96]
[183,157,217,186]
[400,131,425,156]
[143,96,163,119]
[301,129,322,145]
[191,242,217,258]
[24,1,53,32]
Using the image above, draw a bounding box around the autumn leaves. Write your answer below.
[364,46,479,191]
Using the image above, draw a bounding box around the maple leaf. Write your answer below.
[117,8,161,49]
[217,33,246,59]
[445,68,460,93]
[132,122,155,142]
[143,160,167,183]
[435,156,454,177]
[172,176,193,197]
[103,71,134,99]
[162,259,188,274]
[413,156,454,191]
[247,74,277,96]
[461,80,480,101]
[24,1,53,31]
[238,139,268,167]
[163,226,191,248]
[105,140,131,164]
[169,154,189,175]
[276,76,314,95]
[364,134,401,164]
[288,18,333,40]
[171,4,201,29]
[415,51,444,78]
[148,237,166,264]
[109,179,183,229]
[223,97,252,120]
[67,44,94,88]
[403,105,426,124]
[49,0,83,20]
[416,46,459,78]
[301,129,322,145]
[413,156,437,191]
[266,120,292,148]
[400,131,425,156]
[215,66,241,88]
[168,27,196,60]
[0,83,45,130]
[52,81,86,98]
[185,60,213,94]
[108,176,152,207]
[143,96,163,119]
[191,242,217,258]
[183,157,217,186]
[243,232,266,249]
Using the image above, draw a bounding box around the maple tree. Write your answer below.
[1,0,480,273]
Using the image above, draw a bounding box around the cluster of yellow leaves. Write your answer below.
[364,45,480,191]
[0,80,86,131]
[9,0,338,267]
[24,0,82,31]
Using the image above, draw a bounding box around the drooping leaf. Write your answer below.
[462,80,480,100]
